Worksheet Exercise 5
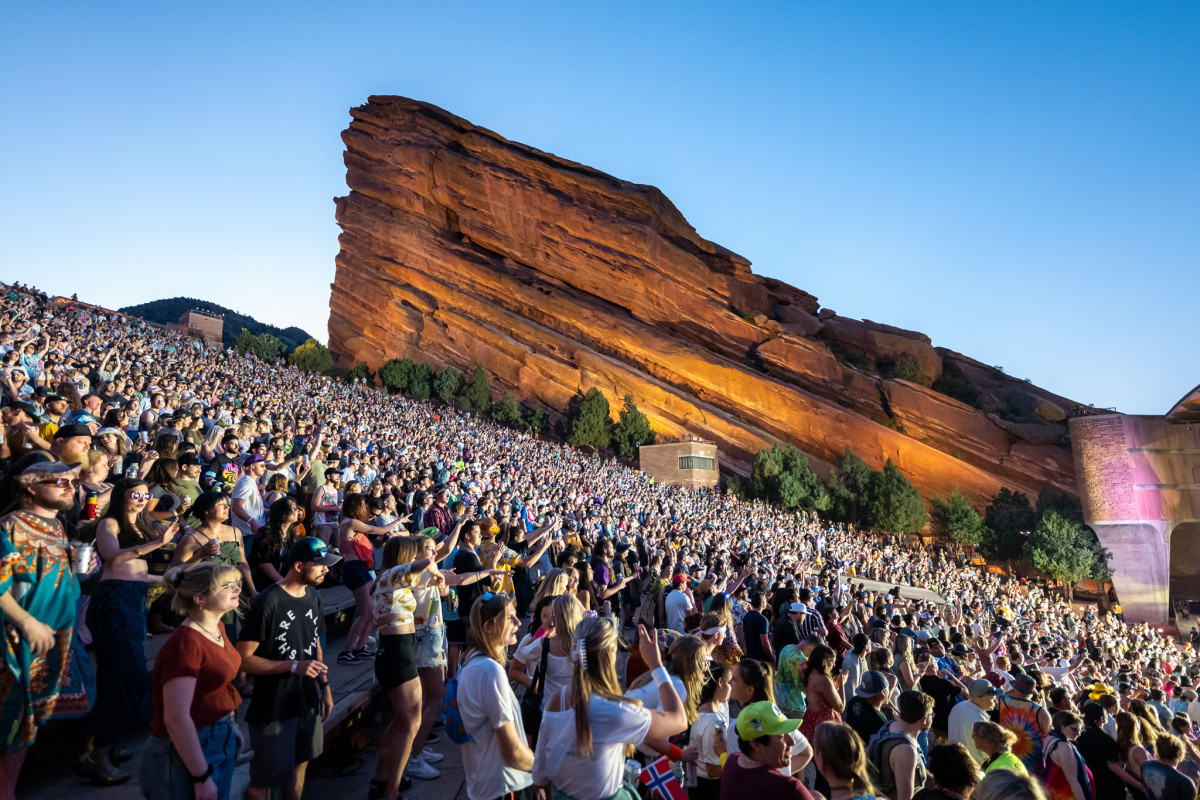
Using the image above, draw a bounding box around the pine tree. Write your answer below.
[867,459,927,534]
[409,362,433,399]
[491,391,523,428]
[459,366,492,414]
[564,388,613,449]
[929,489,984,549]
[378,358,414,393]
[829,447,872,523]
[434,365,464,404]
[981,487,1035,569]
[610,394,656,460]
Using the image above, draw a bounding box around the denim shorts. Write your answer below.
[140,714,238,800]
[414,624,447,670]
[343,559,374,591]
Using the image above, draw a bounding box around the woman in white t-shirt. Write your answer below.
[533,620,688,800]
[457,591,537,800]
[510,594,584,716]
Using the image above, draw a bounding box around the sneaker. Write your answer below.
[337,651,359,664]
[421,747,443,764]
[405,756,441,780]
[352,647,375,658]
[426,731,441,743]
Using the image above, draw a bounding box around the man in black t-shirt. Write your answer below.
[916,651,967,738]
[1141,733,1197,800]
[1076,702,1144,800]
[449,520,484,643]
[742,590,773,664]
[845,670,890,742]
[238,538,339,800]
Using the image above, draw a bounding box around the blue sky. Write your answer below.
[1,2,1196,414]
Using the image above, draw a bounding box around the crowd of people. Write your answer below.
[0,280,1198,800]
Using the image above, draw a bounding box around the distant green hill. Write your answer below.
[119,297,317,352]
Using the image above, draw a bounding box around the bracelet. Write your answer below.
[668,744,683,761]
[651,667,671,689]
[189,763,214,783]
[290,660,298,674]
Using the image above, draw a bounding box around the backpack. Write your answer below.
[440,653,489,744]
[866,720,919,797]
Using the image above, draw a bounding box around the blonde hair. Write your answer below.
[570,616,638,758]
[381,535,424,570]
[531,569,570,609]
[629,633,706,725]
[975,770,1048,800]
[466,592,514,664]
[551,594,584,653]
[813,722,876,795]
[162,562,242,616]
[972,720,1017,754]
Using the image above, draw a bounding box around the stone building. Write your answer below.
[1070,384,1200,625]
[178,309,224,345]
[639,438,720,488]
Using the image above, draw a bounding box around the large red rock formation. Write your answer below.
[329,96,1080,504]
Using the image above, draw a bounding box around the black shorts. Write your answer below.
[248,712,322,787]
[375,633,419,689]
[343,560,374,591]
[445,618,466,646]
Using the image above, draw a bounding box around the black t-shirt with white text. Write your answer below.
[239,583,326,723]
[453,547,485,617]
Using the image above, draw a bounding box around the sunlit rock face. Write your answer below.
[330,96,1078,503]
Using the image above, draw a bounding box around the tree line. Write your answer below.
[729,444,1112,601]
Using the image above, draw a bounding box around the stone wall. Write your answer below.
[638,441,720,488]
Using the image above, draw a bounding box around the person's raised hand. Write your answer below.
[637,624,662,670]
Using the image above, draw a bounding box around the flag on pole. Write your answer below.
[638,756,689,800]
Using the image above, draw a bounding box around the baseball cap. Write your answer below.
[53,424,93,440]
[856,671,889,698]
[789,602,807,614]
[242,453,265,466]
[178,453,201,467]
[968,679,1003,698]
[1082,702,1105,725]
[285,537,341,567]
[44,394,65,404]
[736,701,801,741]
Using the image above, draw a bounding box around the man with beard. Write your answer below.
[237,537,339,800]
[0,461,93,798]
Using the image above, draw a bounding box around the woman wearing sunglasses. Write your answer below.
[141,562,243,800]
[84,477,179,784]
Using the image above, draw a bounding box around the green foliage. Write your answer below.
[288,339,334,374]
[734,308,765,324]
[931,361,980,408]
[347,361,372,383]
[522,406,549,433]
[118,296,314,351]
[894,355,929,386]
[409,362,433,400]
[867,459,927,534]
[829,342,870,371]
[378,358,414,393]
[725,474,750,499]
[829,447,872,524]
[1026,510,1095,600]
[564,388,613,449]
[929,489,983,548]
[459,366,492,414]
[750,445,831,513]
[233,328,286,361]
[490,392,523,427]
[611,394,656,461]
[1035,490,1085,526]
[981,487,1035,564]
[434,365,464,405]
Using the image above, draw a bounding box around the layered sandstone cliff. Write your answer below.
[329,96,1080,504]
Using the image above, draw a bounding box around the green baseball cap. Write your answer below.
[736,701,801,740]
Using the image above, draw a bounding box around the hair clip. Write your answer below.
[576,636,588,671]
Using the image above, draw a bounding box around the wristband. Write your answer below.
[668,744,683,762]
[189,763,214,783]
[719,753,727,767]
[290,660,298,674]
[651,667,671,689]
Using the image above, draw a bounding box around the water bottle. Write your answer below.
[683,760,697,788]
[623,759,642,787]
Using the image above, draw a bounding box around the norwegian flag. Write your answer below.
[638,756,688,800]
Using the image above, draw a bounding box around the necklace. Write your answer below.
[187,618,224,644]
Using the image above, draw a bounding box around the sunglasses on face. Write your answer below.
[128,492,151,500]
[38,477,78,488]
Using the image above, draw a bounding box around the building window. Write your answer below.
[678,455,715,471]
